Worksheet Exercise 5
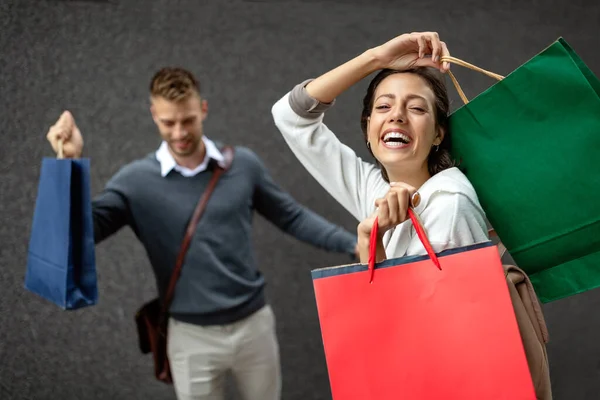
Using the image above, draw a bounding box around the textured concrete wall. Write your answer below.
[1,0,599,398]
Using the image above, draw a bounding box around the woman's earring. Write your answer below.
[366,141,371,150]
[434,144,439,152]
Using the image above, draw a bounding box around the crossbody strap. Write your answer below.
[160,145,235,319]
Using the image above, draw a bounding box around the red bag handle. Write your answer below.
[368,209,441,283]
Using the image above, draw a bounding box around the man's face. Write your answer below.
[150,94,208,157]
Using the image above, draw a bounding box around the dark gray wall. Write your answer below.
[1,0,599,399]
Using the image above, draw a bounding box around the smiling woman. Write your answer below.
[360,67,456,184]
[271,31,489,263]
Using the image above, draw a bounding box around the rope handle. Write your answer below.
[57,138,64,159]
[440,55,505,104]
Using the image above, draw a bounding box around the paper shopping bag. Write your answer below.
[445,37,600,303]
[311,211,536,400]
[24,154,98,310]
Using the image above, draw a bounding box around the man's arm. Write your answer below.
[92,188,130,244]
[251,152,357,257]
[44,110,130,244]
[91,161,139,243]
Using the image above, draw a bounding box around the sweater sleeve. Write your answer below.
[271,79,388,222]
[91,168,133,244]
[249,150,358,256]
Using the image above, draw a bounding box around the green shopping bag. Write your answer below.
[444,37,600,303]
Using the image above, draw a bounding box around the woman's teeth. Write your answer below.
[383,132,410,145]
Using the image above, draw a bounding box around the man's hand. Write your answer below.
[46,111,84,158]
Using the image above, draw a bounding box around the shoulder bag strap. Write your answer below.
[160,145,235,319]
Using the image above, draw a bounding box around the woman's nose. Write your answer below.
[389,108,405,123]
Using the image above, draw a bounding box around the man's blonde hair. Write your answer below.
[149,67,201,101]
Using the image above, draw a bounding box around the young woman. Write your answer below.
[271,31,489,263]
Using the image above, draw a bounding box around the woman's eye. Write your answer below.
[375,105,389,110]
[411,107,426,112]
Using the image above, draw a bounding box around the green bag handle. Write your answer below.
[440,55,509,259]
[440,55,505,104]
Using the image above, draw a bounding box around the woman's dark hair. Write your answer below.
[360,67,455,182]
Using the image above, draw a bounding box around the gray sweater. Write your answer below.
[92,145,357,325]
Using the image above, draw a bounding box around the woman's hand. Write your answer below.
[357,211,382,264]
[303,31,449,104]
[373,182,419,233]
[372,31,451,73]
[356,182,420,263]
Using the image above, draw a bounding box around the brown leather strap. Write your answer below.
[160,146,235,321]
[488,228,508,258]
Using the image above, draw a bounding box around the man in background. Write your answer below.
[46,67,357,400]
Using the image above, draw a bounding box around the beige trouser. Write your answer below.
[167,305,281,400]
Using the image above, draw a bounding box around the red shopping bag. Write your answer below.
[312,210,536,400]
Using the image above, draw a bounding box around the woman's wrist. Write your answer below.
[357,221,384,247]
[358,230,371,247]
[357,229,387,264]
[364,46,387,71]
[357,232,371,263]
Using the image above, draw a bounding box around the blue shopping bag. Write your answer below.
[24,156,97,310]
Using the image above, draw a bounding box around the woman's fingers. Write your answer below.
[428,32,441,63]
[440,40,451,72]
[385,191,399,224]
[391,188,410,223]
[389,182,419,206]
[416,34,427,59]
[375,197,389,225]
[388,182,420,221]
[374,182,420,231]
[409,31,450,72]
